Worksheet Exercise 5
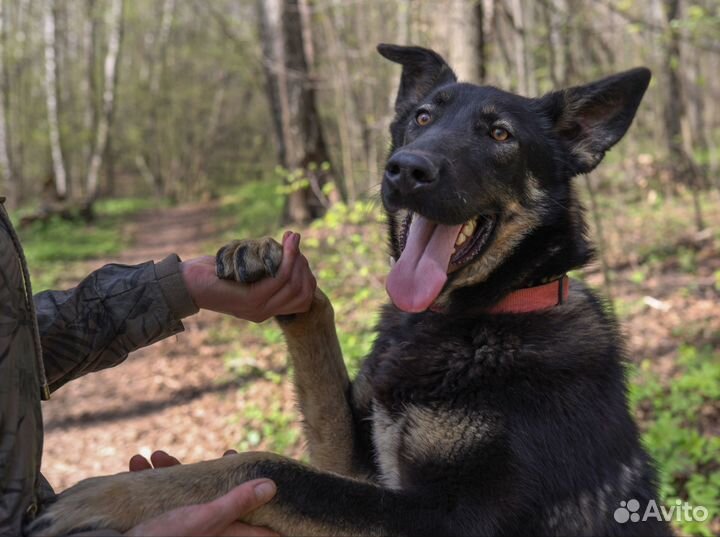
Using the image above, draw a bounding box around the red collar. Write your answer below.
[486,275,569,314]
[429,275,570,314]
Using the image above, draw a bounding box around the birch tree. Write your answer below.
[85,0,123,203]
[43,0,68,199]
[82,0,98,185]
[141,0,175,196]
[0,0,15,206]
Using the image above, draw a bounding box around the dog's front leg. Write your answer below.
[276,288,359,476]
[30,452,451,537]
[217,238,360,477]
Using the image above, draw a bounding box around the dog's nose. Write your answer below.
[384,152,438,194]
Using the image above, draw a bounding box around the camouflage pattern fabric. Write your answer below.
[0,197,198,535]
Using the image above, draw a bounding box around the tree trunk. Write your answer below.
[0,0,16,206]
[396,0,411,45]
[319,1,355,202]
[475,0,493,84]
[258,0,334,224]
[81,0,98,192]
[184,71,230,198]
[445,0,479,82]
[42,0,68,200]
[143,0,175,197]
[509,0,536,95]
[662,0,704,230]
[544,0,569,86]
[85,0,123,204]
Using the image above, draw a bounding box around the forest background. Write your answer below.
[0,1,718,535]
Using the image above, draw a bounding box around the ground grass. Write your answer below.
[214,180,285,242]
[630,345,720,536]
[16,197,166,291]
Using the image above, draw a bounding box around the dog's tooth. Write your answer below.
[459,221,474,239]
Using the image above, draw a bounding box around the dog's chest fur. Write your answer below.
[371,404,406,489]
[363,305,517,490]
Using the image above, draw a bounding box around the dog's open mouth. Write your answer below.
[387,212,497,312]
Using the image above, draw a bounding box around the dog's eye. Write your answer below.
[490,127,510,141]
[415,111,432,127]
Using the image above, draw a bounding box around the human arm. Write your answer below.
[34,231,314,392]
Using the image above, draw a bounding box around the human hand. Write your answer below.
[126,450,278,537]
[181,231,316,322]
[128,449,237,471]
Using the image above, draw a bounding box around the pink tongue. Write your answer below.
[386,215,462,312]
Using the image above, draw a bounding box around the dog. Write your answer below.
[30,44,672,536]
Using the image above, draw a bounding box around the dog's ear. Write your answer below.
[537,67,651,175]
[377,44,457,114]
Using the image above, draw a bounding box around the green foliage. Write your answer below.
[93,197,169,217]
[629,346,720,536]
[21,219,122,264]
[630,267,648,285]
[16,197,160,291]
[303,201,387,377]
[216,179,284,244]
[234,401,301,455]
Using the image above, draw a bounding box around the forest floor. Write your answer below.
[30,184,719,535]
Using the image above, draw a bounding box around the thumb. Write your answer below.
[202,479,277,532]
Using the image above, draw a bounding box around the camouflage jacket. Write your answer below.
[0,197,198,536]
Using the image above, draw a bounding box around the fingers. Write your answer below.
[264,250,316,315]
[199,479,277,534]
[151,450,181,468]
[273,232,301,285]
[129,454,152,472]
[129,450,180,471]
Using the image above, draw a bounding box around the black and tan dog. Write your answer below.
[31,45,672,536]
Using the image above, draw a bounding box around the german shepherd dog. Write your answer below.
[31,45,672,536]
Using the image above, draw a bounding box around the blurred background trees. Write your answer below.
[11,3,717,533]
[0,0,717,224]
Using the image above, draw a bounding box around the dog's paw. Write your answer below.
[27,475,141,536]
[216,238,283,283]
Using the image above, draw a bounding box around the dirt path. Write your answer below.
[41,201,273,490]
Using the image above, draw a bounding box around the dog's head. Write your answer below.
[378,44,650,314]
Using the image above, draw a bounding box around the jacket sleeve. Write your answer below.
[34,254,199,393]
